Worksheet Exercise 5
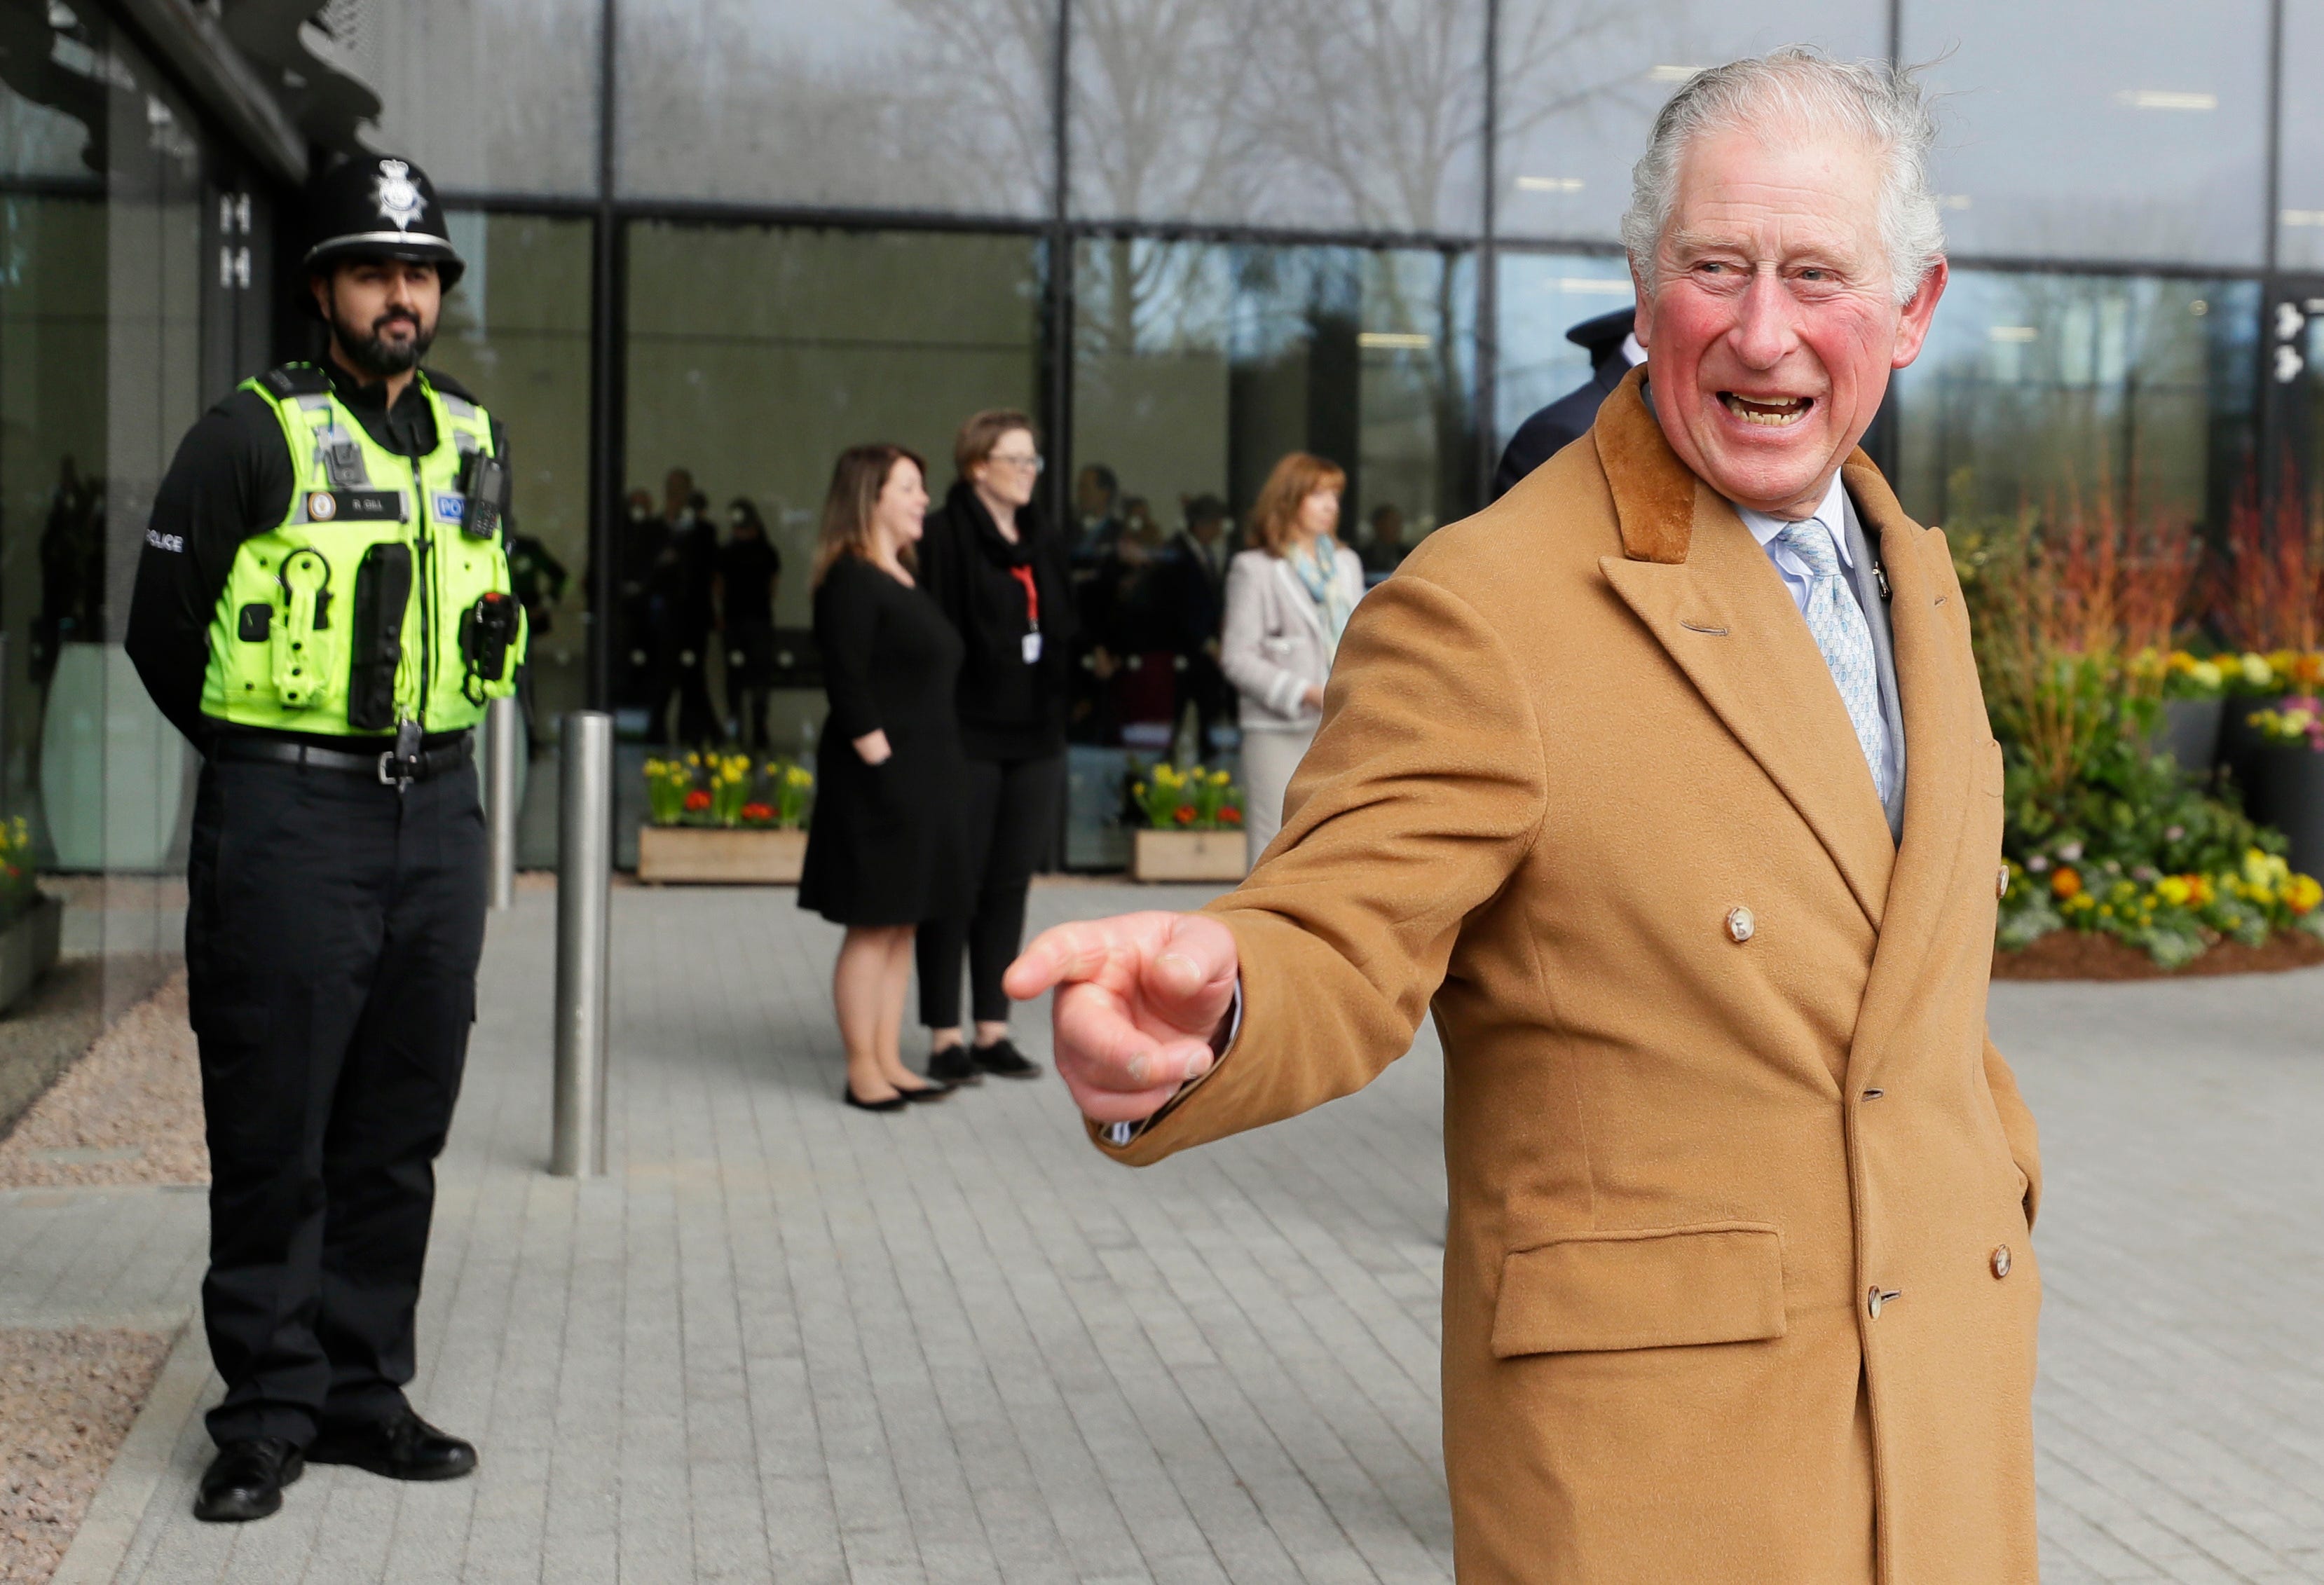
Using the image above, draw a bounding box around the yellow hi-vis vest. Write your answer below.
[200,363,526,736]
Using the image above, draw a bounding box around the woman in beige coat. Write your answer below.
[1219,453,1367,865]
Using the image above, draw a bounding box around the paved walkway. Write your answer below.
[4,884,2320,1583]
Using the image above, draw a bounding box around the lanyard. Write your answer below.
[1008,564,1039,631]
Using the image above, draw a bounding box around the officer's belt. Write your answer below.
[213,732,473,785]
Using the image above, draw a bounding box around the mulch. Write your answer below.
[1993,929,2324,982]
[0,1327,171,1585]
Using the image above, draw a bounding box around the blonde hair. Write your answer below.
[811,443,924,586]
[1250,453,1348,557]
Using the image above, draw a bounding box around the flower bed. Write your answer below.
[0,819,58,1015]
[1969,495,2324,975]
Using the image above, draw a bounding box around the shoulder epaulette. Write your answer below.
[257,363,330,398]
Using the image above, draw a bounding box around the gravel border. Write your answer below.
[0,1328,172,1585]
[0,975,205,1190]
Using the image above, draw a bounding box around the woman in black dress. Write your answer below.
[799,444,969,1111]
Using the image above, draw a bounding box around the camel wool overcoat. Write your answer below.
[1096,370,2042,1584]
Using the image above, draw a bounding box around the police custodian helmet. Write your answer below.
[301,153,465,292]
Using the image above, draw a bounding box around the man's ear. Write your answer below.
[1627,255,1655,350]
[308,269,333,320]
[1891,256,1948,370]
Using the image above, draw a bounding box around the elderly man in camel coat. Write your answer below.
[1009,48,2040,1585]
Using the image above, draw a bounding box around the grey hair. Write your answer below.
[1620,48,1944,307]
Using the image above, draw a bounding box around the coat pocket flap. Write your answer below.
[1490,1221,1787,1358]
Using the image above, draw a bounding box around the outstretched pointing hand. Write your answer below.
[1003,912,1240,1124]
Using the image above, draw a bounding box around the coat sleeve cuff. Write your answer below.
[1098,979,1243,1148]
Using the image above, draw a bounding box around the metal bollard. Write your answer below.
[550,711,613,1177]
[483,695,521,911]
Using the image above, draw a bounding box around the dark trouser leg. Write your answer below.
[189,760,397,1448]
[315,764,486,1427]
[969,753,1064,1026]
[916,757,1002,1030]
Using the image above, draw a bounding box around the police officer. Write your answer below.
[1491,304,1641,498]
[126,154,524,1523]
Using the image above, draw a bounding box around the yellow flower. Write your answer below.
[2239,652,2275,688]
[2188,660,2222,691]
[2155,875,2192,907]
[2288,874,2323,915]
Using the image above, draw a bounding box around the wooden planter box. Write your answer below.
[1131,828,1248,883]
[636,826,807,884]
[0,893,63,1016]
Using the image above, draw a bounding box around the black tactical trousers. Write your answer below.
[186,753,486,1447]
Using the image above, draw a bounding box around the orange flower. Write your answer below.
[740,801,774,824]
[2050,867,2082,900]
[683,788,711,811]
[1220,806,1243,825]
[1173,805,1194,825]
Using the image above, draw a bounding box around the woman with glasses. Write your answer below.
[1220,451,1365,867]
[914,410,1076,1085]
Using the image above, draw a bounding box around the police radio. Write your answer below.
[458,451,509,541]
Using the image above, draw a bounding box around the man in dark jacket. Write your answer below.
[1491,305,1641,498]
[1147,495,1232,759]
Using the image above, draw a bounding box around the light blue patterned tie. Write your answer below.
[1775,519,1889,801]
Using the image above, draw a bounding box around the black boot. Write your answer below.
[307,1407,477,1481]
[193,1437,304,1522]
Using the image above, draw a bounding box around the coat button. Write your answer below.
[1997,865,2010,899]
[1725,906,1755,943]
[1867,1286,1900,1318]
[1991,1245,2011,1279]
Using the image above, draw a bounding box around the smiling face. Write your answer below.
[1632,125,1945,517]
[874,457,930,554]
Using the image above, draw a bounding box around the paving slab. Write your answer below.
[6,884,2318,1583]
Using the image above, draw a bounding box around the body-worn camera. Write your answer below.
[458,451,508,541]
[458,590,521,702]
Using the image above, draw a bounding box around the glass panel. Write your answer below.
[1903,0,2271,268]
[616,0,1054,217]
[1064,237,1475,861]
[1493,249,1633,456]
[1494,0,1885,244]
[0,4,209,1114]
[618,222,1045,862]
[1890,272,2261,544]
[1069,0,1486,233]
[426,213,594,867]
[2280,0,2324,270]
[319,0,603,196]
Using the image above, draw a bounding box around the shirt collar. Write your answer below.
[1734,471,1852,569]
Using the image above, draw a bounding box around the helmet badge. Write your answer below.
[374,159,425,233]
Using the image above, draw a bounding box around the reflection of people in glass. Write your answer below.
[1149,494,1234,758]
[916,411,1074,1085]
[797,445,964,1111]
[1360,502,1409,576]
[1070,462,1122,561]
[648,470,720,745]
[1220,453,1363,865]
[718,497,782,750]
[610,488,665,708]
[33,455,104,687]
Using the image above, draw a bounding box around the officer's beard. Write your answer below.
[328,305,436,380]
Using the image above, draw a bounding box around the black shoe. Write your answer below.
[307,1408,476,1482]
[193,1438,303,1522]
[896,1077,954,1103]
[926,1047,984,1086]
[843,1083,910,1112]
[973,1038,1043,1080]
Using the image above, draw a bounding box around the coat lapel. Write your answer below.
[1593,371,1896,929]
[1839,456,1983,1074]
[1273,556,1330,641]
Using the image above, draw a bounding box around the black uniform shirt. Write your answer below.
[126,357,508,750]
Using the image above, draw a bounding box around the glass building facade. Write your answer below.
[10,0,2324,874]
